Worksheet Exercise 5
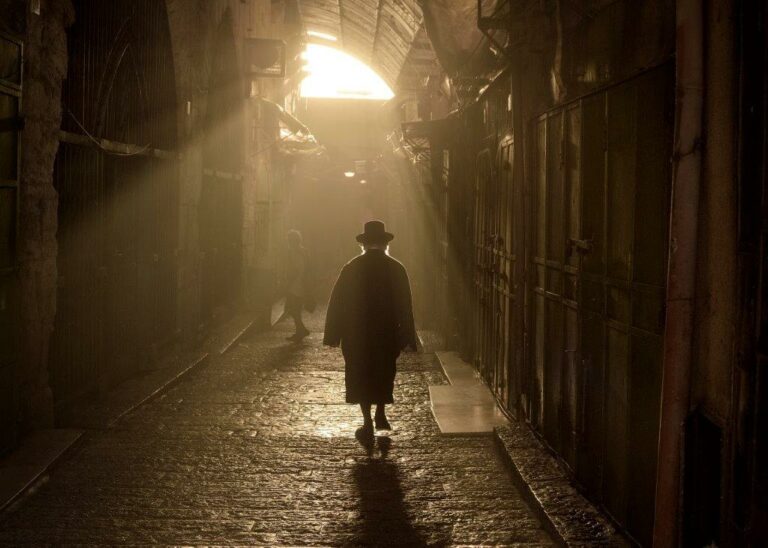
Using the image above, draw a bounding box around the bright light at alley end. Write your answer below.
[307,30,337,42]
[300,44,394,101]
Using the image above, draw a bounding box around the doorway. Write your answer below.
[528,64,673,544]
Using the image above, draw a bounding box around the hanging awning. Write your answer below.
[255,97,326,158]
[392,117,456,163]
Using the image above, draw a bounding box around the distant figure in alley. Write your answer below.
[323,220,418,437]
[285,229,312,342]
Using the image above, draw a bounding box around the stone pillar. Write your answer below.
[245,0,281,326]
[166,0,218,342]
[17,0,74,430]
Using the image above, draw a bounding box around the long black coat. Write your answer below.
[323,249,417,404]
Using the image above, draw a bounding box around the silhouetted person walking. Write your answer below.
[285,229,311,342]
[323,220,418,437]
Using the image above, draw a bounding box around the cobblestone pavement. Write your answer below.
[0,312,553,546]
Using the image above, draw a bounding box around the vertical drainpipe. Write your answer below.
[653,0,704,545]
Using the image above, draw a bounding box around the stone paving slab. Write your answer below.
[0,313,554,546]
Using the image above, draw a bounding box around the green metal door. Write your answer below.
[529,64,673,544]
[472,137,520,408]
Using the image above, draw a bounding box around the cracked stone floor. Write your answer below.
[0,312,554,546]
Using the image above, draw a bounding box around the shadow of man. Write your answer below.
[348,439,425,547]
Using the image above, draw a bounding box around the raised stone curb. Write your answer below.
[1,313,262,520]
[270,298,287,327]
[494,422,630,547]
[60,313,259,430]
[416,329,445,353]
[202,313,256,355]
[0,429,83,514]
[59,351,211,429]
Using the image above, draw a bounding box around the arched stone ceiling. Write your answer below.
[297,0,429,91]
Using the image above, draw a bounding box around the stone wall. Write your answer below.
[166,0,291,333]
[166,0,222,342]
[17,0,74,431]
[11,0,287,436]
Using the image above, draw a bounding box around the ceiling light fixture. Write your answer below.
[344,171,355,178]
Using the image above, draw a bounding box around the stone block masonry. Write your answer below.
[17,0,74,431]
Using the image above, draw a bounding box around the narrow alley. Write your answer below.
[0,313,552,546]
[2,0,768,546]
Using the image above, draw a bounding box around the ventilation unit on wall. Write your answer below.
[244,38,286,78]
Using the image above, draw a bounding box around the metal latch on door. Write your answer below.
[567,238,593,255]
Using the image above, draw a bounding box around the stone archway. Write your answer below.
[49,0,180,407]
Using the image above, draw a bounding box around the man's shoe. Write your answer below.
[286,329,309,342]
[355,423,374,453]
[358,421,374,438]
[374,414,391,430]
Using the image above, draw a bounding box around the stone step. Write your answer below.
[429,351,509,435]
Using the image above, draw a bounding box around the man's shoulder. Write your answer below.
[344,254,365,267]
[343,252,406,272]
[339,254,365,274]
[384,253,406,269]
[384,255,409,279]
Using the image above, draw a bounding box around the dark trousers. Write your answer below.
[286,294,306,332]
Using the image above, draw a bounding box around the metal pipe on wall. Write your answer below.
[653,0,704,545]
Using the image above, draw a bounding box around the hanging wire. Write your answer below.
[68,106,307,161]
[66,108,153,157]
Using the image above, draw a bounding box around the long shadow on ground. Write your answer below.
[345,436,429,547]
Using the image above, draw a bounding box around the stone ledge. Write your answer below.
[203,313,256,355]
[0,429,83,514]
[271,298,287,327]
[60,313,258,430]
[416,329,445,353]
[59,351,210,429]
[430,351,509,435]
[494,422,630,547]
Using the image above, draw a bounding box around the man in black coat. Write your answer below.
[323,220,418,436]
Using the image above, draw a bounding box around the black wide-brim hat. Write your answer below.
[356,220,394,244]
